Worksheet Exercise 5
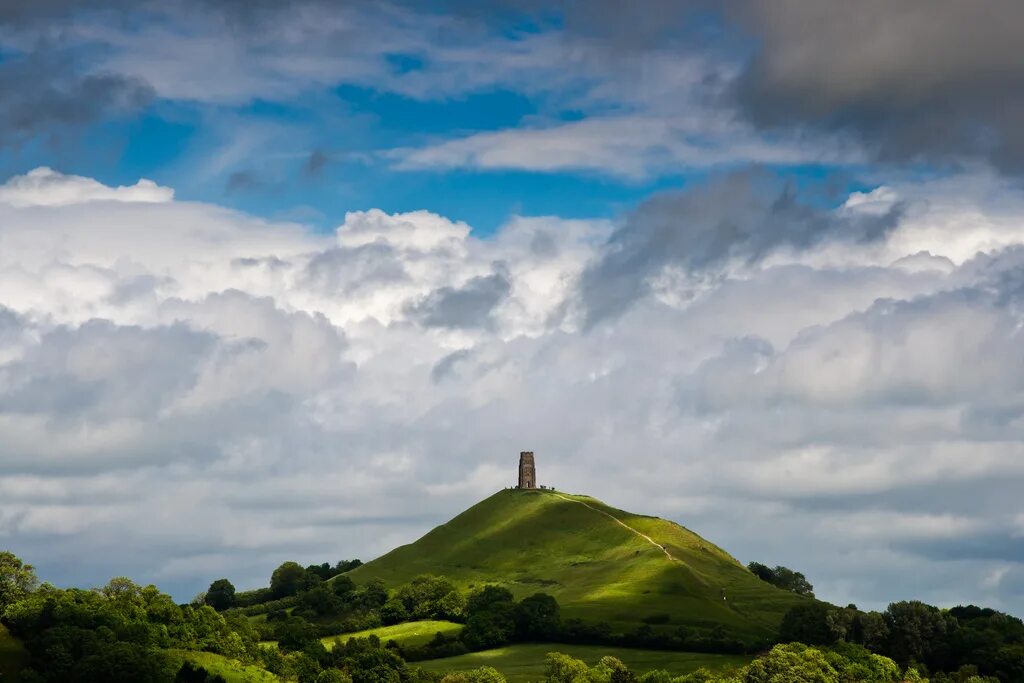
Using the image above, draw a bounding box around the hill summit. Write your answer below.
[348,489,807,640]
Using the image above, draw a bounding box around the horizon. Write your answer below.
[3,0,1024,621]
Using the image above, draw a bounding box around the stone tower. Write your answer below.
[518,451,536,489]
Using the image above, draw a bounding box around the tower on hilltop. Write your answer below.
[518,451,536,489]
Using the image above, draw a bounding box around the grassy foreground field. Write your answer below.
[416,644,752,683]
[321,620,464,650]
[348,489,806,639]
[170,650,281,682]
[0,624,28,682]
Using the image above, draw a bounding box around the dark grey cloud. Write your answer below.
[304,150,330,177]
[225,170,265,194]
[579,170,902,326]
[407,269,512,329]
[0,53,153,148]
[731,0,1024,173]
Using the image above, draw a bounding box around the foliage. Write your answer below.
[418,644,751,683]
[440,666,506,683]
[513,594,560,641]
[777,599,1024,681]
[0,551,38,611]
[0,566,263,683]
[396,576,459,621]
[271,562,319,599]
[205,580,237,612]
[461,587,516,650]
[745,563,815,597]
[175,661,228,682]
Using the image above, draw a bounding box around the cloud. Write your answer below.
[407,270,512,329]
[392,114,853,179]
[3,166,1024,619]
[0,167,174,207]
[225,170,265,195]
[731,0,1024,173]
[0,50,153,148]
[578,170,902,325]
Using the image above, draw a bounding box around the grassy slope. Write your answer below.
[322,620,464,650]
[263,620,465,651]
[0,624,29,682]
[347,489,807,639]
[169,650,280,683]
[416,644,751,683]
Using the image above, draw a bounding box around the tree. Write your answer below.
[176,661,229,683]
[271,561,312,599]
[380,598,410,625]
[467,586,515,616]
[747,562,775,583]
[743,644,838,683]
[544,652,590,683]
[779,603,833,645]
[884,600,957,668]
[772,566,815,597]
[204,579,237,611]
[0,551,38,609]
[746,561,814,597]
[396,575,456,619]
[318,670,354,683]
[276,617,319,651]
[441,667,507,683]
[332,575,357,598]
[353,579,389,610]
[514,593,560,640]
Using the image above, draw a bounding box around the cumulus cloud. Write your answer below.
[0,167,174,207]
[3,166,1024,617]
[578,170,903,325]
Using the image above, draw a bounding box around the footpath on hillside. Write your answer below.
[547,492,677,562]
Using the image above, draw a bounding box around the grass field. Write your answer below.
[347,489,807,639]
[416,644,752,683]
[0,624,29,682]
[261,619,464,651]
[169,650,281,682]
[322,620,464,650]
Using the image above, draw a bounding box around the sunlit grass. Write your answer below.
[347,489,808,640]
[416,643,752,683]
[169,650,281,682]
[320,620,464,650]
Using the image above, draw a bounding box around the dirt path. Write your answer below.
[549,492,676,562]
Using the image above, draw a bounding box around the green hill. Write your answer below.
[347,489,808,640]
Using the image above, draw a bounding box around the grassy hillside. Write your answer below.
[321,620,464,650]
[169,650,280,682]
[0,624,29,682]
[416,644,751,683]
[263,620,464,651]
[348,489,807,639]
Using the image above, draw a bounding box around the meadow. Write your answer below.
[416,643,752,683]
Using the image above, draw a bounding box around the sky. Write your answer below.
[2,0,1024,613]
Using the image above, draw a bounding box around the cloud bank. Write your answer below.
[2,166,1024,617]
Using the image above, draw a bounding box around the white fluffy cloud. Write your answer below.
[3,167,1024,616]
[0,167,173,207]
